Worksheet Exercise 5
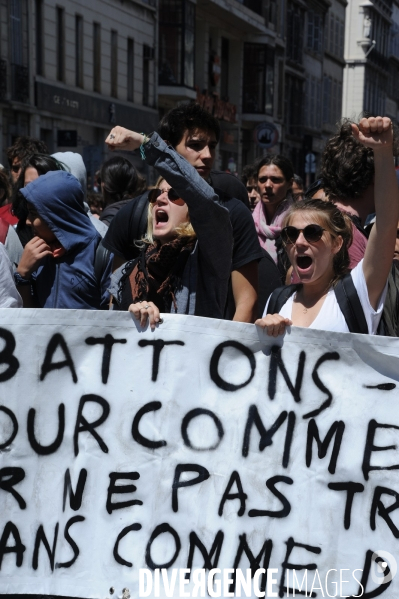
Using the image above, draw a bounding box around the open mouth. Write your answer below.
[296,255,313,270]
[155,210,169,225]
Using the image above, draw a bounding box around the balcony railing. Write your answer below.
[11,64,29,103]
[0,59,6,101]
[236,0,263,16]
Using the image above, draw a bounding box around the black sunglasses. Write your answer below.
[246,185,257,193]
[148,188,185,206]
[281,224,325,244]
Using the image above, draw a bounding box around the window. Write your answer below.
[143,45,150,106]
[93,22,101,93]
[286,2,304,65]
[323,75,343,126]
[11,0,23,65]
[10,0,29,102]
[242,44,274,115]
[127,38,134,102]
[365,67,386,115]
[307,10,323,54]
[159,0,195,87]
[75,15,83,88]
[277,59,284,119]
[35,0,43,76]
[111,30,118,98]
[305,76,321,129]
[265,49,274,115]
[268,0,277,28]
[242,44,265,113]
[220,38,229,100]
[56,7,65,82]
[285,75,303,136]
[326,12,345,59]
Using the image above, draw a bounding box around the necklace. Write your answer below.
[298,285,331,315]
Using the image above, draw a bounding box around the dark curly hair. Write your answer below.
[241,164,257,185]
[158,101,220,148]
[7,136,48,168]
[321,118,399,201]
[283,198,353,286]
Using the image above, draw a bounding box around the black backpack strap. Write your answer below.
[267,284,300,314]
[131,192,150,241]
[334,274,368,334]
[94,239,112,285]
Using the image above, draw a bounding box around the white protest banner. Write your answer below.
[0,309,398,598]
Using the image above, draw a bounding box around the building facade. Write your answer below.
[342,0,399,120]
[158,0,348,179]
[0,0,159,180]
[0,0,357,181]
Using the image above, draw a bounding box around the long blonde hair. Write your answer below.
[142,177,196,245]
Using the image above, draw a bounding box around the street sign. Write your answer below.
[253,122,279,149]
[305,152,316,174]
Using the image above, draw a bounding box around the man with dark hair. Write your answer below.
[319,118,399,268]
[321,119,378,226]
[7,136,48,184]
[103,102,269,322]
[241,164,260,212]
[158,102,249,207]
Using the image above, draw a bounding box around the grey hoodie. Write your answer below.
[52,151,108,237]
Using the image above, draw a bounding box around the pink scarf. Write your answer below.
[253,194,294,263]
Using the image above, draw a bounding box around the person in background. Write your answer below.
[14,171,112,309]
[6,136,48,185]
[378,221,399,336]
[241,164,260,212]
[99,156,146,226]
[256,116,398,337]
[12,154,65,248]
[0,170,11,207]
[318,118,399,269]
[106,127,233,324]
[253,154,294,265]
[52,151,108,238]
[103,102,264,322]
[0,244,22,307]
[87,192,104,218]
[292,174,304,201]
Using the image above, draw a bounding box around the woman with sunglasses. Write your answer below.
[106,127,233,327]
[255,117,399,336]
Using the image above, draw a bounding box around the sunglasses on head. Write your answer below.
[148,188,185,206]
[281,224,325,244]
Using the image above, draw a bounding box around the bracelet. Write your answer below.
[14,271,31,285]
[140,133,149,160]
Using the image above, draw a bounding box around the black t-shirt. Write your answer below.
[103,189,262,270]
[257,248,284,318]
[209,170,250,209]
[102,183,263,319]
[99,198,135,227]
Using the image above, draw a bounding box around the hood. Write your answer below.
[20,170,99,253]
[52,151,87,196]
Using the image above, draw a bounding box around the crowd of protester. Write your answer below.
[0,102,398,338]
